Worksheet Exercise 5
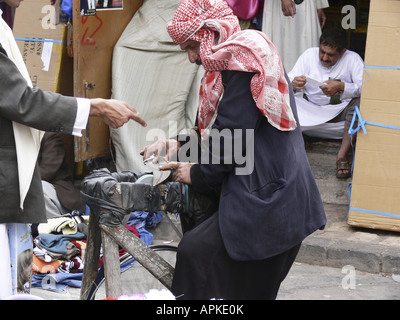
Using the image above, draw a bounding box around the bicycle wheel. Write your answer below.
[86,244,178,300]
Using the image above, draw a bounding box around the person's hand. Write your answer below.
[281,0,296,17]
[317,9,326,29]
[292,76,306,91]
[140,139,181,163]
[320,80,344,97]
[89,98,147,128]
[159,162,194,185]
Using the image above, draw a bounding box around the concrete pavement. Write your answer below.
[277,262,400,300]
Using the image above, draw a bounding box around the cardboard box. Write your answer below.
[12,0,74,165]
[12,0,72,94]
[348,0,400,232]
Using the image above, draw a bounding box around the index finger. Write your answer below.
[130,111,147,127]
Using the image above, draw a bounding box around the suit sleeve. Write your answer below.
[190,71,259,193]
[0,51,77,134]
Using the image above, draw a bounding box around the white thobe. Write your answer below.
[288,47,364,139]
[262,0,329,71]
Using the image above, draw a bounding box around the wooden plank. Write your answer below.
[101,229,123,298]
[72,0,143,162]
[99,224,174,290]
[80,210,102,300]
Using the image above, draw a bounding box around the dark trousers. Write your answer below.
[328,97,361,128]
[171,212,301,300]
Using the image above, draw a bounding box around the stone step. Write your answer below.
[304,137,353,206]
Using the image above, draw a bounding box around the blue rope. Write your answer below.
[348,106,400,136]
[14,37,67,46]
[349,206,400,219]
[362,65,400,83]
[364,65,400,70]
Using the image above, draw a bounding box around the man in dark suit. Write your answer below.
[141,0,326,300]
[0,0,146,298]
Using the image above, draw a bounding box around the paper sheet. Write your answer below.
[306,76,326,87]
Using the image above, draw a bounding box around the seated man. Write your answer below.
[38,132,87,218]
[288,28,364,178]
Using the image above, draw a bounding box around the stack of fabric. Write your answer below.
[31,210,163,293]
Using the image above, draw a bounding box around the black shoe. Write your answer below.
[81,168,162,226]
[161,182,188,214]
[161,182,219,234]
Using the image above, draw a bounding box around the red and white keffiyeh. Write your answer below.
[167,0,297,135]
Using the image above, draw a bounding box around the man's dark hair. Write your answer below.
[320,28,347,52]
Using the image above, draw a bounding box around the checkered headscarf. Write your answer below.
[167,0,296,135]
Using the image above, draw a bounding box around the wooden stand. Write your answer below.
[80,210,175,300]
